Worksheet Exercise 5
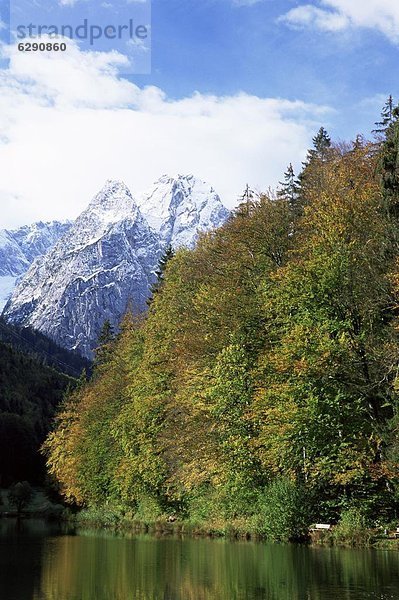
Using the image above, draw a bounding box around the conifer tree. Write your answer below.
[296,127,333,206]
[94,320,115,367]
[306,127,332,163]
[278,163,300,210]
[147,245,175,305]
[373,95,399,139]
[235,184,256,218]
[375,98,399,220]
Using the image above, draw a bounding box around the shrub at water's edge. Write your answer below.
[332,507,372,546]
[251,479,311,542]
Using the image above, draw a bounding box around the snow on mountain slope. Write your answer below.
[10,221,72,265]
[3,181,161,358]
[3,175,230,358]
[0,220,72,310]
[138,174,230,248]
[0,229,29,277]
[0,276,18,311]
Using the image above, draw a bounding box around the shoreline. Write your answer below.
[2,487,399,551]
[69,511,399,550]
[2,508,399,550]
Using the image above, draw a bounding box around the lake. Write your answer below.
[0,519,398,599]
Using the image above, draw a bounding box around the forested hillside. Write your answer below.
[0,320,87,486]
[0,317,91,377]
[43,100,399,539]
[0,342,73,485]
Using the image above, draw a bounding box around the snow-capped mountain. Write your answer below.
[138,174,230,248]
[9,221,73,265]
[2,175,229,358]
[0,221,71,309]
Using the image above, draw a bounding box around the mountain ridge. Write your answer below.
[0,220,72,310]
[3,174,230,358]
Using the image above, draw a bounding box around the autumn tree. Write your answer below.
[253,144,399,517]
[43,124,399,528]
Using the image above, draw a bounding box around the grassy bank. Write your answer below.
[310,528,399,550]
[3,491,397,549]
[67,505,399,549]
[71,506,255,541]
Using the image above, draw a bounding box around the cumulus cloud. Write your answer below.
[280,0,399,42]
[0,39,330,228]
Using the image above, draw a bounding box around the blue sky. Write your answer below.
[0,0,398,227]
[145,0,397,139]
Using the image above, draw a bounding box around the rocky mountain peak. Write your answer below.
[2,175,230,358]
[138,173,230,247]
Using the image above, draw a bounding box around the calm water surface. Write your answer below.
[0,519,398,599]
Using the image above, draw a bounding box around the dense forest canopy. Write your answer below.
[0,319,88,486]
[0,341,73,485]
[0,317,91,377]
[43,100,399,539]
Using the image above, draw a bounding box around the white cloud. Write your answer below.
[280,0,399,42]
[0,39,330,228]
[280,5,349,32]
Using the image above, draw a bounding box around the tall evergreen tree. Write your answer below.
[278,163,300,210]
[94,320,115,367]
[297,127,334,206]
[306,127,332,163]
[373,95,399,139]
[375,98,399,220]
[235,184,256,218]
[147,246,175,305]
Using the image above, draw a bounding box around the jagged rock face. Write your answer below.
[3,181,161,358]
[0,221,72,277]
[10,221,72,266]
[0,230,28,277]
[0,221,71,309]
[3,175,230,358]
[138,174,231,248]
